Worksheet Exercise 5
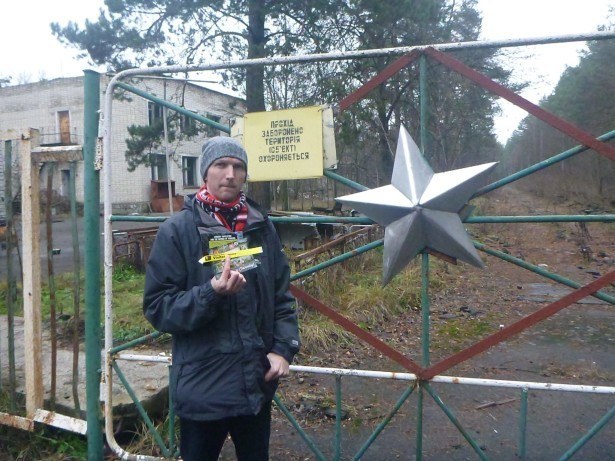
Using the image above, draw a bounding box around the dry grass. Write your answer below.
[295,249,442,354]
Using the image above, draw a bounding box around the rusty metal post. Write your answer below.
[4,139,17,411]
[45,164,57,410]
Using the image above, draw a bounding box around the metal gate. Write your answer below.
[1,31,615,460]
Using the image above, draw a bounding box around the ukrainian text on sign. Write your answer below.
[243,106,324,181]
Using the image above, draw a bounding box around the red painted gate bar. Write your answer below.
[290,284,423,375]
[293,271,615,381]
[338,50,421,112]
[424,47,615,161]
[421,270,615,379]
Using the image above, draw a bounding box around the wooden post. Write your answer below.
[20,129,43,417]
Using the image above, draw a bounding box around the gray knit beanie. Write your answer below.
[200,136,248,180]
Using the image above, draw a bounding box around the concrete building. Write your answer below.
[0,74,246,213]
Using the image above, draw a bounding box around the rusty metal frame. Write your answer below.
[98,41,615,459]
[292,271,615,380]
[3,34,615,460]
[339,47,615,161]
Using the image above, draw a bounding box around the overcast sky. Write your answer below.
[1,0,613,142]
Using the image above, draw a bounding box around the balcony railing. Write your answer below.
[38,126,81,146]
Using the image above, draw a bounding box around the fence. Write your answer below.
[1,31,615,460]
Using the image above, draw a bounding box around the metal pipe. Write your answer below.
[290,239,383,281]
[102,69,120,461]
[112,362,170,457]
[107,32,615,83]
[419,53,428,155]
[421,252,430,367]
[474,130,615,197]
[416,386,424,461]
[112,359,615,394]
[424,383,488,460]
[108,213,615,224]
[162,83,174,215]
[273,395,327,461]
[116,354,172,364]
[4,139,17,411]
[45,165,57,410]
[467,214,615,223]
[417,251,430,461]
[290,365,417,380]
[115,82,231,134]
[83,69,103,460]
[323,169,369,192]
[110,331,166,354]
[334,375,342,461]
[519,387,528,461]
[70,161,81,414]
[352,384,416,460]
[559,403,615,460]
[110,215,167,222]
[474,241,615,305]
[271,216,371,224]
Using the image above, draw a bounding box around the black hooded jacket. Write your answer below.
[143,194,300,420]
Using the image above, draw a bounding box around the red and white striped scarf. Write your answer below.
[195,185,248,232]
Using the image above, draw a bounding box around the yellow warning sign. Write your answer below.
[199,246,263,264]
[243,106,324,181]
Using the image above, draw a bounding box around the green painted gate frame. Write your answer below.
[91,37,615,460]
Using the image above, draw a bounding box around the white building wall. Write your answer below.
[0,77,87,206]
[0,75,246,212]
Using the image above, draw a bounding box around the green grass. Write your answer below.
[0,263,155,345]
[0,392,87,461]
[0,251,428,354]
[296,249,436,353]
[432,317,493,353]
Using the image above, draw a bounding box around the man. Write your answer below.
[143,136,300,461]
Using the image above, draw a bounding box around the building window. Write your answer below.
[148,102,163,126]
[182,156,199,188]
[181,111,198,136]
[150,153,168,180]
[205,113,222,137]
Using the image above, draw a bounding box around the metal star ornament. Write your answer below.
[337,125,497,285]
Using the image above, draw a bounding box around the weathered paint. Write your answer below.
[0,412,34,431]
[425,47,615,161]
[33,409,87,435]
[421,270,615,380]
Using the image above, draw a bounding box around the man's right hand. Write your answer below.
[211,255,247,295]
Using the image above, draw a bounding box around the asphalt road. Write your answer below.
[0,214,162,281]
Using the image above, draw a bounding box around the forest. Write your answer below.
[502,35,615,204]
[47,0,615,206]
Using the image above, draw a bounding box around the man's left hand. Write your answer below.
[264,353,290,382]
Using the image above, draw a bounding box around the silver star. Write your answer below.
[337,125,497,285]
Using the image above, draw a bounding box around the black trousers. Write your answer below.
[179,402,272,461]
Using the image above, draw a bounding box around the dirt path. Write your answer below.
[261,186,615,460]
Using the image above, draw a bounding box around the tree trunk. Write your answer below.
[246,0,271,209]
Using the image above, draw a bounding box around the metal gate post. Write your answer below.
[417,251,431,460]
[4,139,17,411]
[519,387,528,460]
[419,53,429,156]
[416,53,431,460]
[83,69,103,460]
